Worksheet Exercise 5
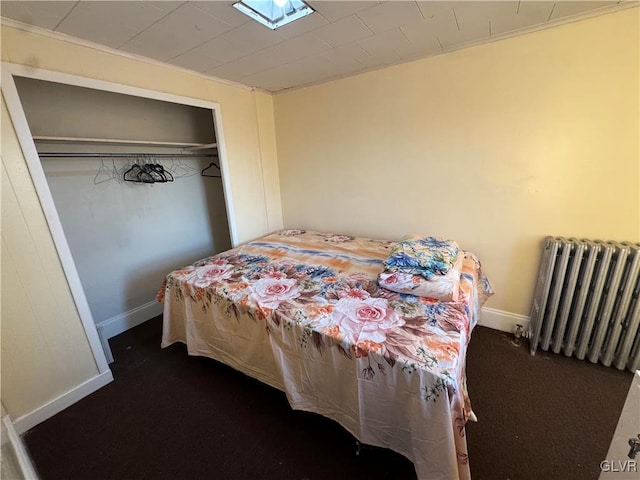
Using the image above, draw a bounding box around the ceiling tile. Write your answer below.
[207,55,275,81]
[311,14,373,47]
[262,32,331,64]
[1,1,77,30]
[56,2,173,49]
[119,3,234,61]
[490,1,554,36]
[219,21,287,57]
[144,2,185,14]
[356,29,404,64]
[356,1,423,33]
[170,36,242,72]
[415,1,456,21]
[452,1,517,37]
[550,1,618,21]
[320,43,371,68]
[208,33,329,79]
[356,28,411,60]
[188,1,250,27]
[266,55,336,84]
[426,5,489,48]
[400,20,443,56]
[453,1,516,29]
[275,10,330,39]
[307,1,378,22]
[248,56,345,91]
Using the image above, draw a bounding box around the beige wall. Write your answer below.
[274,8,640,317]
[2,97,99,417]
[254,91,283,233]
[1,25,282,420]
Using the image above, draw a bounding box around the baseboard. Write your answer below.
[96,300,163,340]
[479,307,530,334]
[3,416,39,479]
[13,370,113,435]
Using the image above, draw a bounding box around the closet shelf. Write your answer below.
[32,136,216,149]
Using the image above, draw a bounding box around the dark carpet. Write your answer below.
[23,316,632,480]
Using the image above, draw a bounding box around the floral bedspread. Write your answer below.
[158,230,493,480]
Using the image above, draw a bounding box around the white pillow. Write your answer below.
[378,251,464,302]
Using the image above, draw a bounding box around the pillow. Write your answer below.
[383,234,460,279]
[378,251,464,302]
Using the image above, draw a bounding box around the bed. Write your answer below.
[158,229,493,479]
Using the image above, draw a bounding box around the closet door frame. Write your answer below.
[1,62,239,376]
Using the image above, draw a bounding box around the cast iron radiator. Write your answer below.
[529,237,640,372]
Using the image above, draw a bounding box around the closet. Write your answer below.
[14,77,232,362]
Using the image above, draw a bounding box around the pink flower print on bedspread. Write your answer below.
[329,297,406,345]
[336,287,370,300]
[250,277,301,309]
[192,264,234,288]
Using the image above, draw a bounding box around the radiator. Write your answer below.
[529,237,640,372]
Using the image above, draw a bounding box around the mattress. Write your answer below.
[158,229,493,479]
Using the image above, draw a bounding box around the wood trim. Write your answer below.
[479,307,531,334]
[12,371,114,435]
[2,416,39,479]
[96,300,163,341]
[1,66,111,374]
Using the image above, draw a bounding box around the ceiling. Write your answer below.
[1,1,636,93]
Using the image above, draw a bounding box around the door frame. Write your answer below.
[1,62,239,375]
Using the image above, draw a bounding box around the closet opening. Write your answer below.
[3,66,237,370]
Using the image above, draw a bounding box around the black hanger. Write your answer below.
[153,162,173,182]
[123,163,143,182]
[124,160,154,183]
[202,161,221,178]
[143,162,166,182]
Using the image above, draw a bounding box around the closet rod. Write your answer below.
[38,152,217,158]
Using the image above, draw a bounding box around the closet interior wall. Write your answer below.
[14,77,231,356]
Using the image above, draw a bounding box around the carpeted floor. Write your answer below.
[23,316,632,480]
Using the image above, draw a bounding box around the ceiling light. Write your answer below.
[232,0,314,30]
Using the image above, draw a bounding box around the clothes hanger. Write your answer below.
[123,161,143,182]
[169,156,193,178]
[93,156,113,184]
[124,157,154,183]
[143,158,166,183]
[151,158,173,182]
[201,160,221,178]
[158,161,174,182]
[111,158,122,184]
[137,156,155,183]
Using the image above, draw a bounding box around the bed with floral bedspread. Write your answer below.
[157,229,493,480]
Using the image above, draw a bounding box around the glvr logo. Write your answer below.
[600,460,638,473]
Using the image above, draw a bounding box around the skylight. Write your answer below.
[232,0,315,30]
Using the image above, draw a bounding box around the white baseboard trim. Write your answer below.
[13,370,113,435]
[3,416,39,479]
[96,300,163,341]
[479,307,530,334]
